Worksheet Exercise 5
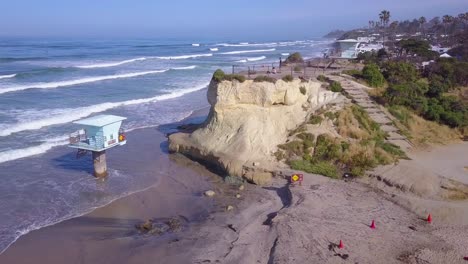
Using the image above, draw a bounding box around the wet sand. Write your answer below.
[1,106,467,263]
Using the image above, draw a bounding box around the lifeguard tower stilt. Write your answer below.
[68,115,127,178]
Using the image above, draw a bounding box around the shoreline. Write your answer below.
[0,104,212,258]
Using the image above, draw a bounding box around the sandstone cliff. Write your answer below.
[168,78,341,184]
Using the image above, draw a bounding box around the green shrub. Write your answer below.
[213,69,225,82]
[282,75,294,82]
[330,81,343,92]
[294,66,303,72]
[382,61,419,84]
[324,111,338,120]
[342,69,362,78]
[317,75,328,82]
[299,86,306,95]
[224,74,246,83]
[289,160,339,179]
[362,63,385,87]
[212,69,246,83]
[285,52,304,63]
[309,115,323,124]
[254,75,276,83]
[278,141,304,156]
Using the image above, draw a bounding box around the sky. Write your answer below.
[0,0,467,40]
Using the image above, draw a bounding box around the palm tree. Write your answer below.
[379,10,391,27]
[379,10,391,48]
[418,16,426,37]
[442,15,454,35]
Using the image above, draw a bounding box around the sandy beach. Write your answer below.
[2,99,467,264]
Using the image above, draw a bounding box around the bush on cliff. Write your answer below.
[282,75,294,82]
[212,69,246,83]
[277,106,406,178]
[330,81,343,93]
[284,52,304,64]
[254,75,276,83]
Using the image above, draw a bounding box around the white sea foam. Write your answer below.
[156,53,212,60]
[0,82,210,137]
[247,56,266,62]
[217,43,277,47]
[0,74,16,79]
[220,49,275,55]
[236,56,266,63]
[281,53,290,56]
[209,48,219,51]
[0,136,68,164]
[192,43,200,47]
[0,70,168,95]
[171,65,197,70]
[75,57,147,69]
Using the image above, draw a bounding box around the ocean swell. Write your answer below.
[75,57,148,68]
[0,82,210,137]
[220,49,275,55]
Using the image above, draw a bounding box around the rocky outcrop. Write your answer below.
[169,78,341,184]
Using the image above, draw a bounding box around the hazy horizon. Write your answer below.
[1,0,467,40]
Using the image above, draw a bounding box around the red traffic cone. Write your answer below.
[427,214,432,224]
[338,240,344,249]
[370,220,376,229]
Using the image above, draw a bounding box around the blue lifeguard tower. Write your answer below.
[69,115,127,177]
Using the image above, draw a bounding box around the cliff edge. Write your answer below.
[168,77,341,184]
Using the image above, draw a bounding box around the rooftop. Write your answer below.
[73,114,127,127]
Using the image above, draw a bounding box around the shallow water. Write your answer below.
[0,38,333,254]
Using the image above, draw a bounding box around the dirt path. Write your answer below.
[326,75,413,152]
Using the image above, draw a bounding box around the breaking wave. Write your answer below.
[209,48,219,51]
[0,74,16,80]
[75,57,148,68]
[236,56,266,63]
[220,49,275,55]
[0,82,210,137]
[155,53,212,60]
[0,70,167,95]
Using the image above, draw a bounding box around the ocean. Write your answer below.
[0,38,333,254]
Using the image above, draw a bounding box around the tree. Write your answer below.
[418,16,427,36]
[379,10,391,48]
[382,61,419,84]
[442,15,454,37]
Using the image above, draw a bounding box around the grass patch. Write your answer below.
[388,105,461,147]
[299,86,307,95]
[254,75,276,83]
[212,69,246,83]
[330,81,343,92]
[278,105,407,178]
[290,160,339,179]
[309,115,323,125]
[282,75,294,82]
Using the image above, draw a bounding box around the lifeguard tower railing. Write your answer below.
[69,129,107,152]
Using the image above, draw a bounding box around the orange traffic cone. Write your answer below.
[338,240,344,249]
[427,214,432,224]
[370,220,376,229]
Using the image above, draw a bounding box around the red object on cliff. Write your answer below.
[338,240,344,249]
[427,214,432,224]
[463,256,468,261]
[370,220,376,229]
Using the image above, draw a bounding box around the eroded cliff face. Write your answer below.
[169,78,341,184]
